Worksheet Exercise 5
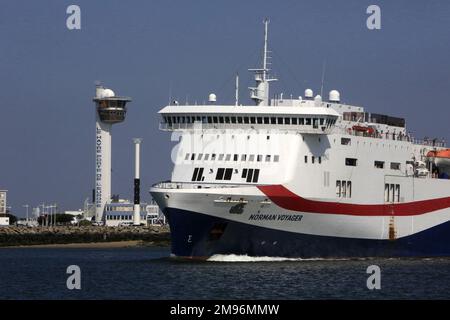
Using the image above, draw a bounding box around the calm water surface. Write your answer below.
[0,246,449,299]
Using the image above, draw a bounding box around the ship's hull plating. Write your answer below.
[164,207,450,258]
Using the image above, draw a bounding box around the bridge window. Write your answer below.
[207,116,212,123]
[285,117,291,125]
[219,116,224,123]
[374,161,384,169]
[216,168,225,180]
[277,117,283,124]
[237,117,243,124]
[305,118,311,125]
[265,155,271,162]
[257,117,263,124]
[345,158,357,166]
[231,117,236,124]
[225,117,230,124]
[244,117,249,124]
[224,168,233,180]
[320,118,325,125]
[390,162,401,170]
[313,118,319,129]
[192,167,204,181]
[213,116,218,123]
[253,169,260,182]
[264,117,269,124]
[299,118,305,125]
[292,118,298,125]
[250,117,256,124]
[246,169,254,182]
[274,155,280,162]
[271,117,276,124]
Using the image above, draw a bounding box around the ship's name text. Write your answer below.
[249,214,303,222]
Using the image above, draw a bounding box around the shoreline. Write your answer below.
[0,225,171,248]
[2,240,169,249]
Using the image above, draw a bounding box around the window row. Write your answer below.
[164,115,336,127]
[106,215,132,220]
[242,168,260,183]
[185,153,280,163]
[192,167,205,182]
[305,155,322,164]
[336,180,352,198]
[374,161,401,170]
[385,184,401,203]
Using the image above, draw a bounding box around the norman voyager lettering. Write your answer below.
[248,214,303,222]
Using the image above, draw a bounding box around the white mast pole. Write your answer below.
[235,73,239,106]
[263,18,269,81]
[133,138,142,226]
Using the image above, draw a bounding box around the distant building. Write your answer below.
[64,210,84,216]
[103,200,160,227]
[0,190,7,215]
[0,217,9,226]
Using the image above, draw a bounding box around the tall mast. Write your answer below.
[263,18,269,81]
[249,18,277,106]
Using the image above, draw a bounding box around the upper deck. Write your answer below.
[158,104,340,134]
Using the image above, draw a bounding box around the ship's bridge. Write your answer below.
[158,104,339,134]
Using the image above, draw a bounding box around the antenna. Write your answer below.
[320,59,327,98]
[263,18,269,80]
[235,73,239,106]
[248,18,277,106]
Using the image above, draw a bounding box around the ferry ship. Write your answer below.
[150,20,450,258]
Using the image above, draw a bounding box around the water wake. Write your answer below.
[207,254,326,262]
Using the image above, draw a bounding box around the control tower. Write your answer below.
[93,85,131,223]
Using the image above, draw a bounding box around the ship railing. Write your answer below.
[152,181,244,190]
[159,122,333,134]
[332,127,446,147]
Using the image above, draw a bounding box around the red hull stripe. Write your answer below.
[257,185,450,216]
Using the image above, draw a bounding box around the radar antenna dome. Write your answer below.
[329,90,340,102]
[208,93,217,103]
[305,89,313,99]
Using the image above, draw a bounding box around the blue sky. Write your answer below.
[1,0,450,216]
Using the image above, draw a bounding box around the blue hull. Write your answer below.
[165,208,450,258]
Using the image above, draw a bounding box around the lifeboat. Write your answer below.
[352,125,374,135]
[427,149,450,176]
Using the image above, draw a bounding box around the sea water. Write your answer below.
[0,247,449,299]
